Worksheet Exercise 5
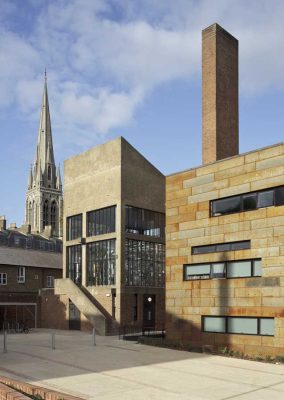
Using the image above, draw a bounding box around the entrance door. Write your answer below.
[69,300,81,330]
[143,295,156,330]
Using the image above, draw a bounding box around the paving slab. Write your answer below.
[0,330,284,400]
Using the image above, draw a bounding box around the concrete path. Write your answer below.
[1,330,284,400]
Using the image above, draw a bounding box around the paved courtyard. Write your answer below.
[0,330,284,399]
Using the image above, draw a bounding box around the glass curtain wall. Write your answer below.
[125,206,165,238]
[67,245,82,285]
[125,239,165,287]
[67,214,82,240]
[87,239,116,285]
[87,206,116,236]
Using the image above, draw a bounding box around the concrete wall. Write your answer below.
[63,137,165,330]
[166,142,284,356]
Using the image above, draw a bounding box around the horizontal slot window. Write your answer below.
[211,185,284,217]
[192,240,250,255]
[203,316,274,336]
[184,259,261,281]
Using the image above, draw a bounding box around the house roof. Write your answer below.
[0,246,62,269]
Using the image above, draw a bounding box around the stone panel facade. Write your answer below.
[166,143,284,356]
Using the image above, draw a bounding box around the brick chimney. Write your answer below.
[202,23,239,164]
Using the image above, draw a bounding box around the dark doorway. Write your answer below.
[69,300,81,330]
[143,294,156,330]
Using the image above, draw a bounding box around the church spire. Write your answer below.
[25,72,63,237]
[34,72,55,184]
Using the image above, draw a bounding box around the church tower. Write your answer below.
[25,74,63,237]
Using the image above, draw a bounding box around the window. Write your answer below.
[51,201,57,230]
[125,206,165,238]
[0,273,7,285]
[203,316,274,336]
[211,185,284,217]
[43,200,49,228]
[192,240,250,255]
[17,267,25,283]
[134,294,138,321]
[48,166,51,180]
[47,276,54,288]
[87,206,116,236]
[184,259,261,281]
[87,239,116,286]
[66,245,82,285]
[125,239,165,287]
[67,214,82,240]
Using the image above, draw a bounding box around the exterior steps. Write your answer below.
[55,278,110,335]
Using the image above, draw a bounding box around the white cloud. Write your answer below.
[1,0,284,149]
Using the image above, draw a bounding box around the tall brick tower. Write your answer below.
[202,23,239,164]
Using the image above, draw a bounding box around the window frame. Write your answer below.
[211,185,284,217]
[66,213,83,241]
[46,275,54,288]
[192,240,250,255]
[87,205,116,237]
[184,259,261,281]
[0,273,7,285]
[17,266,26,283]
[202,316,274,336]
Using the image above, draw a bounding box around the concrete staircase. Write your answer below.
[55,278,118,335]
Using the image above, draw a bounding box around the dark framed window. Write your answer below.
[67,214,82,241]
[125,206,165,238]
[87,206,116,236]
[66,245,82,285]
[87,239,116,286]
[202,316,274,336]
[125,239,165,287]
[211,185,284,217]
[51,201,57,230]
[184,259,261,281]
[192,240,250,255]
[43,200,49,228]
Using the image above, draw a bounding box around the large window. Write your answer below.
[125,206,165,238]
[87,206,116,236]
[125,239,165,287]
[184,259,261,281]
[67,245,82,285]
[211,186,284,217]
[203,316,274,336]
[17,267,25,283]
[87,239,116,286]
[47,276,54,288]
[67,214,82,241]
[192,240,250,255]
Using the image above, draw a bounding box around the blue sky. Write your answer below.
[1,0,284,226]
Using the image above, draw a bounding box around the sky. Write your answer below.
[1,0,284,226]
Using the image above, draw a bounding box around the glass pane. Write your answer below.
[227,261,252,278]
[243,193,257,211]
[192,245,214,254]
[260,318,274,336]
[216,243,231,252]
[212,263,226,278]
[185,264,211,278]
[204,317,226,333]
[232,241,250,250]
[253,260,262,276]
[212,196,241,216]
[228,317,257,334]
[257,190,274,208]
[275,187,284,206]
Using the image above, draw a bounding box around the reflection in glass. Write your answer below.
[125,239,165,287]
[87,239,116,286]
[87,206,116,236]
[125,206,165,238]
